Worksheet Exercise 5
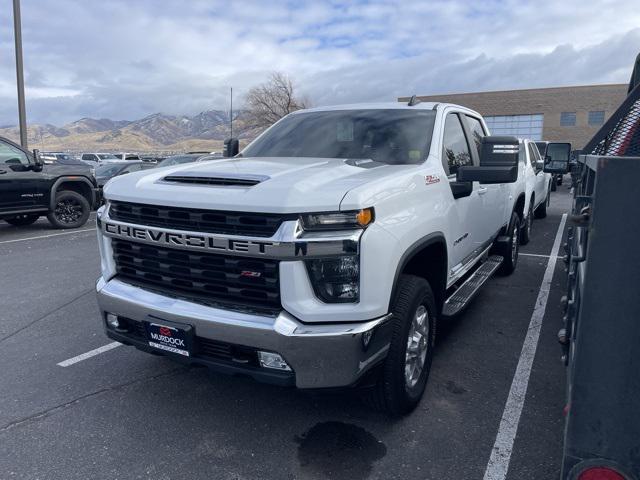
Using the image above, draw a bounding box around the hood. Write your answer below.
[103,156,395,213]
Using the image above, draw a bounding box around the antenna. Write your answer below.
[229,87,233,140]
[408,95,421,107]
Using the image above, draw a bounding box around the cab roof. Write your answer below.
[293,101,481,116]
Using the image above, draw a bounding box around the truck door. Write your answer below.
[463,114,506,241]
[441,112,483,272]
[0,139,45,212]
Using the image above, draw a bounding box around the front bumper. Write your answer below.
[96,277,393,389]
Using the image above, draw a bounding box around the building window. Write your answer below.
[484,114,544,141]
[560,112,576,126]
[588,110,605,126]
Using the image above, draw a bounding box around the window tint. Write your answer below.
[560,112,576,126]
[588,110,605,126]
[464,115,486,158]
[442,114,472,175]
[0,141,29,165]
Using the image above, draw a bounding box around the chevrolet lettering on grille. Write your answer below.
[103,222,275,256]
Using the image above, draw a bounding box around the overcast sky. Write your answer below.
[1,0,639,126]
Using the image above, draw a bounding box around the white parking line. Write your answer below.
[0,227,96,245]
[57,342,121,367]
[483,213,567,480]
[520,253,555,259]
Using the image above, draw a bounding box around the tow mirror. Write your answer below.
[543,142,571,174]
[457,136,519,184]
[224,138,239,157]
[32,149,44,172]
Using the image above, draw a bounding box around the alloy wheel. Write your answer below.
[405,305,430,388]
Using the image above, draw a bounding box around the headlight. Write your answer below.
[306,255,359,303]
[300,208,374,231]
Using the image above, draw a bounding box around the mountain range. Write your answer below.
[0,110,255,153]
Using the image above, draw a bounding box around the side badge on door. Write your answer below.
[425,175,441,185]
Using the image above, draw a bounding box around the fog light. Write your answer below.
[106,313,120,329]
[257,351,292,371]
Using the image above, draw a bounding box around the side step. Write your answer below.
[442,255,503,317]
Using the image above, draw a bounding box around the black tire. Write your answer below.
[363,275,436,416]
[497,211,520,275]
[46,190,90,229]
[551,179,557,191]
[520,200,533,245]
[534,186,550,219]
[557,175,563,186]
[4,214,40,226]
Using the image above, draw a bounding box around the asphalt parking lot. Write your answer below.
[1,185,573,480]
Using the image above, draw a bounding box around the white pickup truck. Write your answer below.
[95,101,529,415]
[518,138,552,245]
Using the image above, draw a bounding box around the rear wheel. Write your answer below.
[363,275,436,416]
[47,191,90,229]
[497,211,520,276]
[4,214,40,226]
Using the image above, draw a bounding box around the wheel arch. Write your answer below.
[50,177,95,210]
[389,233,448,314]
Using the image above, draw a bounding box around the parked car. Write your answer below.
[81,153,120,165]
[95,161,154,189]
[111,153,141,161]
[518,138,552,244]
[155,153,218,168]
[96,101,530,416]
[0,136,98,229]
[41,152,80,164]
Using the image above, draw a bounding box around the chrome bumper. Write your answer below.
[96,277,392,388]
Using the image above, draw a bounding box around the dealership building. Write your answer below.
[400,84,628,149]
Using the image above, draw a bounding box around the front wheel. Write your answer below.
[4,214,40,226]
[363,275,436,416]
[47,191,90,229]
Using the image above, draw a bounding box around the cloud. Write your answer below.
[0,0,639,125]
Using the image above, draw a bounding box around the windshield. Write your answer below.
[96,164,124,177]
[98,154,118,159]
[242,109,437,165]
[158,155,199,167]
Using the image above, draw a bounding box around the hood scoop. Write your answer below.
[161,172,268,187]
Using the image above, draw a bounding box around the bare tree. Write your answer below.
[244,72,309,130]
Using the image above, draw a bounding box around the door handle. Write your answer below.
[0,169,7,174]
[478,186,488,195]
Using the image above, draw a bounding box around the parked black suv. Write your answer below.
[0,136,98,229]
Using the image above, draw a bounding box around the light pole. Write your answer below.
[13,0,28,148]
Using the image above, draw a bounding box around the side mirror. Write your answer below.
[457,136,519,184]
[543,142,571,174]
[224,138,239,157]
[32,149,44,172]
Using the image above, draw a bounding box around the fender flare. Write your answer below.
[50,176,96,210]
[388,231,448,311]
